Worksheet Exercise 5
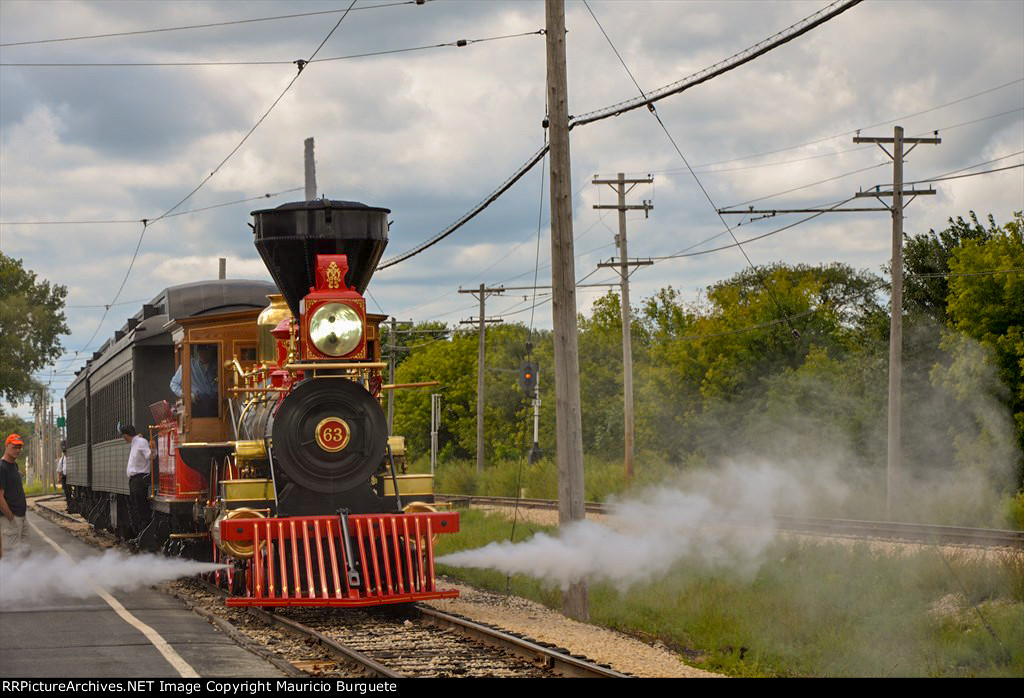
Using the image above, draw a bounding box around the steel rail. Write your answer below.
[436,494,1024,549]
[414,605,631,678]
[195,578,405,678]
[197,577,628,678]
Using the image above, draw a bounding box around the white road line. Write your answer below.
[27,516,200,678]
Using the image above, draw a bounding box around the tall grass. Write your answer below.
[423,453,678,502]
[436,509,1024,677]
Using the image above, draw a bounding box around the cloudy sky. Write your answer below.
[1,0,1021,415]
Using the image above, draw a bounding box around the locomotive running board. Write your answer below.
[219,511,459,607]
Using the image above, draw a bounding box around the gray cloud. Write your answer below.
[0,0,1020,407]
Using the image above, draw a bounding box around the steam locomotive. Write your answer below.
[64,199,458,607]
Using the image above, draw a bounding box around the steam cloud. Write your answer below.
[438,461,847,590]
[0,550,227,606]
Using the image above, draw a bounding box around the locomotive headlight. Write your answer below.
[309,302,362,356]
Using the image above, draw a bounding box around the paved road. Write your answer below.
[0,510,286,678]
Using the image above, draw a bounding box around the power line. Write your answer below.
[387,178,595,318]
[0,30,544,67]
[583,0,799,337]
[718,152,1023,215]
[651,106,1024,179]
[651,156,1022,267]
[66,297,148,309]
[0,187,301,226]
[724,161,889,210]
[650,200,856,263]
[649,77,1023,172]
[572,0,864,129]
[0,1,413,47]
[374,0,862,271]
[905,162,1022,186]
[593,156,1023,268]
[65,2,359,373]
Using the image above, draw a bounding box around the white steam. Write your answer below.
[439,461,847,590]
[0,550,227,606]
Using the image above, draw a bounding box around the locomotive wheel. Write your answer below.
[271,377,387,493]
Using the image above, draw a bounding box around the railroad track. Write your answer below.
[438,494,1024,549]
[195,579,629,678]
[31,497,630,678]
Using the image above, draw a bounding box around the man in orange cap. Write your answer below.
[1,433,29,559]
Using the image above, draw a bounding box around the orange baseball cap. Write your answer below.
[5,434,24,446]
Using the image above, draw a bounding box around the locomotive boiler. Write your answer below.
[65,199,458,608]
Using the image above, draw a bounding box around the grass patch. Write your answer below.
[436,509,1024,677]
[24,479,60,496]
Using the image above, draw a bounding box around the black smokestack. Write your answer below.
[252,199,390,319]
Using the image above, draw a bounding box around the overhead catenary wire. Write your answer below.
[386,179,596,318]
[0,187,302,226]
[648,156,1023,265]
[649,106,1024,178]
[0,1,414,47]
[646,77,1023,173]
[0,30,545,67]
[648,199,856,263]
[722,150,1024,213]
[63,1,359,375]
[583,0,801,338]
[722,161,889,210]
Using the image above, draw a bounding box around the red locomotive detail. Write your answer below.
[66,200,458,607]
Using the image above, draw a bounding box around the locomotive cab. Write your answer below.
[170,309,261,442]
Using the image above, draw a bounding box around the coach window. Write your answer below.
[190,343,220,418]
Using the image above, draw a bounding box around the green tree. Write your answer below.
[628,264,884,462]
[902,211,1001,321]
[0,410,33,445]
[0,254,69,405]
[382,320,451,421]
[684,262,884,402]
[392,323,546,463]
[945,211,1024,459]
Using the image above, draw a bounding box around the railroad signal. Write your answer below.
[519,361,538,395]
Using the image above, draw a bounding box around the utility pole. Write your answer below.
[430,393,441,476]
[459,284,505,473]
[386,318,413,435]
[718,125,939,520]
[546,0,588,621]
[594,173,653,487]
[853,126,940,519]
[304,137,317,201]
[48,402,55,492]
[32,391,41,486]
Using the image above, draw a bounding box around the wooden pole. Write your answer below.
[887,126,904,520]
[545,0,588,621]
[593,175,652,489]
[475,284,486,474]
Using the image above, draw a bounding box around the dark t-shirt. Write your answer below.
[0,457,27,517]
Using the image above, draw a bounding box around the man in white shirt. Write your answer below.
[56,440,71,510]
[121,425,153,540]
